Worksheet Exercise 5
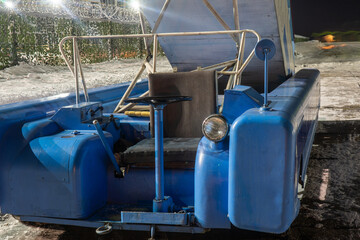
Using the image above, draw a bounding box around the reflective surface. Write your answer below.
[202,115,228,142]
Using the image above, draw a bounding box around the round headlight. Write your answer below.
[202,114,229,142]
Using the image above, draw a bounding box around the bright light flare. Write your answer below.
[47,0,62,8]
[129,0,140,11]
[4,1,15,9]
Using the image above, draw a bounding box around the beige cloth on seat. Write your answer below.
[148,71,217,138]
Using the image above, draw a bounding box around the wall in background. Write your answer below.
[0,13,145,70]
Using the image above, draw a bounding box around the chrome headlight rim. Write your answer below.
[202,114,229,142]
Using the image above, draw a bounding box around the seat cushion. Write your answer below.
[121,138,200,168]
[149,71,217,138]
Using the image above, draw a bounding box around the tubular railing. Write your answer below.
[59,29,261,112]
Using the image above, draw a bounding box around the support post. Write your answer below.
[73,38,80,105]
[154,105,165,202]
[263,49,269,107]
[113,63,147,113]
[75,42,89,102]
[153,35,158,73]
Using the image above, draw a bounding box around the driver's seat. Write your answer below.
[149,70,217,138]
[122,70,217,168]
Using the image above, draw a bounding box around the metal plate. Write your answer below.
[121,211,188,225]
[255,39,276,61]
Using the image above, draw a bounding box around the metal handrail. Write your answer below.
[59,29,261,108]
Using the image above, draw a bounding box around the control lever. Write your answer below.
[93,120,123,176]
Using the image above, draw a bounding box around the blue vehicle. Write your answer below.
[0,0,319,237]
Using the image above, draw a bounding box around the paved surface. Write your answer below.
[295,42,360,121]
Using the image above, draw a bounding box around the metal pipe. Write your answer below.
[124,111,150,117]
[117,105,150,111]
[93,120,122,175]
[73,38,80,104]
[235,32,246,86]
[154,105,165,201]
[60,29,260,42]
[202,0,239,44]
[152,0,170,34]
[232,40,243,88]
[232,0,241,51]
[144,62,154,74]
[153,35,158,73]
[235,39,259,75]
[191,59,236,72]
[118,90,149,113]
[146,0,171,47]
[139,12,149,52]
[113,63,147,113]
[218,70,240,75]
[232,0,246,87]
[75,42,89,102]
[264,49,269,107]
[233,0,240,33]
[59,37,74,75]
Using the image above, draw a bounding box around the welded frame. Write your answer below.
[59,0,260,111]
[59,29,260,109]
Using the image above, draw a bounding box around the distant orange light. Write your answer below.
[322,45,335,50]
[322,34,335,42]
[321,43,347,50]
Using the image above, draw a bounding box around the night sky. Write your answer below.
[291,0,360,36]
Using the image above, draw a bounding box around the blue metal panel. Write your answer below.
[22,118,62,142]
[107,168,194,208]
[6,130,111,218]
[121,211,188,225]
[194,138,231,229]
[228,69,320,233]
[222,85,263,123]
[19,215,206,233]
[229,109,298,233]
[51,102,103,130]
[106,113,151,143]
[0,81,147,211]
